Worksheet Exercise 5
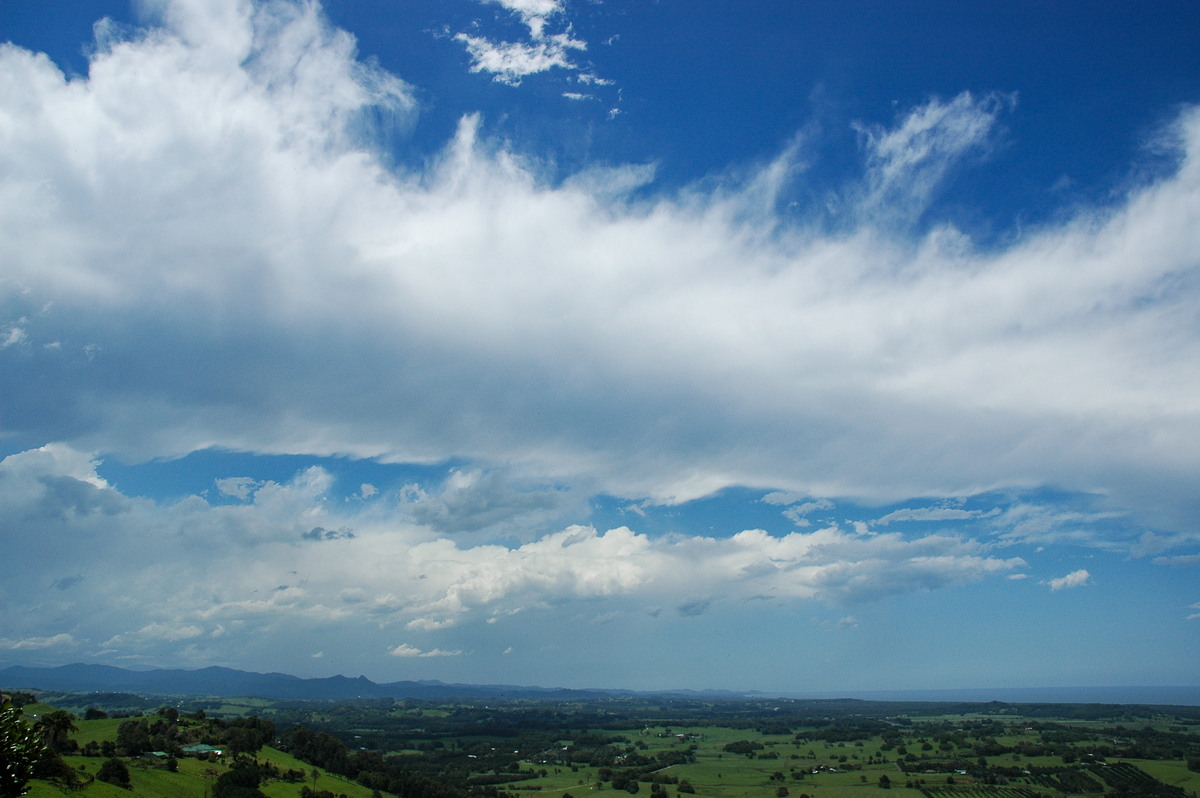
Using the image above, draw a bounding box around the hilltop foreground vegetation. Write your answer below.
[3,687,1200,798]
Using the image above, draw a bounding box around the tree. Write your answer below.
[213,762,267,798]
[878,774,891,789]
[35,710,77,753]
[1,699,43,798]
[226,726,263,757]
[116,719,151,757]
[97,758,132,789]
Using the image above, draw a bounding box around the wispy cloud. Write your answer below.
[855,91,1015,224]
[876,506,992,525]
[0,634,76,651]
[389,643,463,658]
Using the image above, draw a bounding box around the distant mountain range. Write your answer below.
[0,663,743,702]
[3,663,1198,706]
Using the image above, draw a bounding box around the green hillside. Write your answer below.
[6,697,387,798]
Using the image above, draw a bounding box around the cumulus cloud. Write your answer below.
[1045,569,1091,591]
[0,443,1024,663]
[455,0,593,85]
[483,0,564,38]
[398,467,582,540]
[455,32,585,85]
[216,477,261,501]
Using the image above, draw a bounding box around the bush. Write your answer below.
[0,699,42,798]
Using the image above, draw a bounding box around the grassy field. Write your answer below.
[23,746,381,798]
[1125,758,1200,793]
[496,725,933,798]
[14,697,1200,798]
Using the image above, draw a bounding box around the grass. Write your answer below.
[25,756,213,798]
[23,747,383,798]
[504,726,926,798]
[1124,758,1200,792]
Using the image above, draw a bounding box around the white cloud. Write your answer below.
[389,643,463,658]
[855,91,1014,224]
[482,0,564,39]
[455,31,585,85]
[2,5,1196,531]
[0,442,1025,663]
[216,476,261,500]
[990,503,1130,549]
[876,506,988,525]
[762,497,835,528]
[1045,569,1091,591]
[1,326,27,348]
[0,0,1198,676]
[456,0,600,84]
[1154,554,1200,567]
[0,634,75,650]
[104,623,205,647]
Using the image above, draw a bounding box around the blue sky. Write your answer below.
[1,0,1198,694]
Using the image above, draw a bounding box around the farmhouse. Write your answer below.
[181,743,223,757]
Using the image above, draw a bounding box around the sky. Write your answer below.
[0,0,1198,694]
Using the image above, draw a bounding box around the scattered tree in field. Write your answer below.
[115,719,151,756]
[878,774,891,789]
[213,761,267,798]
[96,758,131,789]
[35,710,77,753]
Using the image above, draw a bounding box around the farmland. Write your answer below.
[4,688,1200,798]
